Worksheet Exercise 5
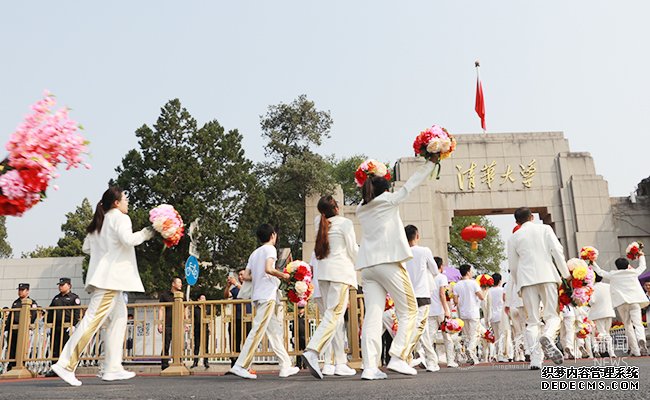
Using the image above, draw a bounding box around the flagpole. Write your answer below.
[475,60,486,134]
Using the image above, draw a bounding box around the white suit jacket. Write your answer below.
[315,216,359,288]
[588,282,616,320]
[83,209,153,292]
[592,256,648,309]
[355,162,435,270]
[507,221,570,295]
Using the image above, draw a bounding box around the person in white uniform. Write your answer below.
[592,254,648,356]
[303,196,358,379]
[453,264,484,365]
[428,257,456,367]
[507,207,570,369]
[504,278,526,362]
[588,273,615,357]
[486,273,508,362]
[228,224,299,379]
[308,252,339,376]
[51,186,154,386]
[403,225,439,372]
[355,158,436,380]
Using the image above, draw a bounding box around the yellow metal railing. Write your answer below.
[1,289,365,378]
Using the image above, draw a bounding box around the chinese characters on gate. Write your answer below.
[456,159,537,191]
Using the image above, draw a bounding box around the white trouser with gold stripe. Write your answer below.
[411,304,438,366]
[234,300,292,370]
[55,288,126,373]
[306,281,349,365]
[360,262,418,370]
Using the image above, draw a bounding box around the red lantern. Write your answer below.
[461,223,487,251]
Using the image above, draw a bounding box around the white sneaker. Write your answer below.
[446,362,459,368]
[539,336,563,365]
[360,368,387,380]
[387,358,417,375]
[334,364,356,376]
[102,370,136,381]
[279,366,300,378]
[497,356,510,363]
[322,364,335,376]
[408,357,423,368]
[228,365,257,379]
[302,351,322,379]
[426,363,440,372]
[51,363,82,387]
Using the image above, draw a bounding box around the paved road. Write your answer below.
[1,358,647,400]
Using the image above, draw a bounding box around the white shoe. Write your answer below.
[360,368,387,380]
[408,357,424,368]
[51,363,82,387]
[497,356,510,363]
[446,362,459,368]
[302,351,322,379]
[102,370,136,381]
[322,364,335,376]
[228,365,257,379]
[426,363,440,372]
[279,366,300,378]
[540,336,563,365]
[334,364,356,376]
[387,358,417,375]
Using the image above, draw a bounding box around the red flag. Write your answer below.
[475,77,486,131]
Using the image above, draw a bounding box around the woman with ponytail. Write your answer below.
[355,156,437,380]
[51,186,154,386]
[302,195,358,379]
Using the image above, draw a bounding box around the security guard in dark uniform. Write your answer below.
[44,278,81,376]
[5,283,38,371]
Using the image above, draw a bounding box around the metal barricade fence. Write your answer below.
[0,289,365,378]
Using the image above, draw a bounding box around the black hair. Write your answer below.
[256,224,276,243]
[514,207,532,225]
[171,276,182,284]
[459,264,472,277]
[236,267,246,273]
[492,273,502,285]
[434,256,443,269]
[87,186,124,234]
[361,175,390,205]
[315,195,338,260]
[595,273,603,283]
[404,225,418,242]
[615,258,629,270]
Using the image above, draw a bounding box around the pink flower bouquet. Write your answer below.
[0,91,89,216]
[149,204,184,247]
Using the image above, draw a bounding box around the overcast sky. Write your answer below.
[1,1,648,256]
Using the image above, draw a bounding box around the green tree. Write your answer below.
[0,216,12,258]
[115,99,263,297]
[330,155,367,205]
[259,95,336,256]
[24,198,93,258]
[447,216,506,274]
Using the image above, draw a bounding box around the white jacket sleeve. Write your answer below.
[117,214,153,247]
[343,219,359,264]
[591,262,611,279]
[545,225,570,279]
[425,248,438,276]
[634,255,646,276]
[82,235,91,255]
[507,239,519,286]
[385,162,435,206]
